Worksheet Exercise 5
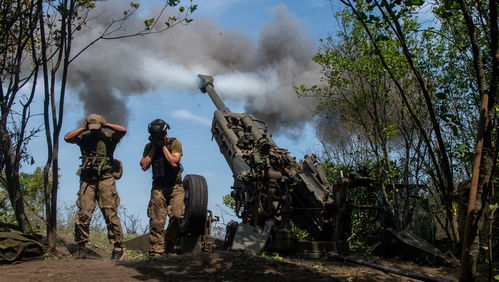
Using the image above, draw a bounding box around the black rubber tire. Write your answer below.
[180,174,208,235]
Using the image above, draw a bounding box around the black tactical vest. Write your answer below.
[77,129,117,180]
[151,138,182,186]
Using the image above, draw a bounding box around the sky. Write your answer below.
[22,0,340,232]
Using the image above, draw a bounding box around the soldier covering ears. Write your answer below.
[64,113,126,261]
[140,119,185,259]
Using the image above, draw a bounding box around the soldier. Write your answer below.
[64,114,126,261]
[140,119,184,258]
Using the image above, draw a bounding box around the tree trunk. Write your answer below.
[488,192,497,281]
[0,127,30,233]
[458,0,498,279]
[37,0,57,251]
[48,144,59,250]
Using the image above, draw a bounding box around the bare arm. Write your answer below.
[64,127,86,143]
[140,144,156,171]
[161,136,181,168]
[102,120,127,139]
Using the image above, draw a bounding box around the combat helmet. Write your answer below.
[148,119,170,138]
[85,113,105,130]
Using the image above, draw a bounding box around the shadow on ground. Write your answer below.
[119,251,417,281]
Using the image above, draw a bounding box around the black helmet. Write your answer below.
[148,119,170,137]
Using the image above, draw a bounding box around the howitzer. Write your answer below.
[198,74,339,248]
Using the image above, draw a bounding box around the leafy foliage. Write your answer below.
[291,225,309,241]
[0,168,47,230]
[311,1,498,279]
[259,252,284,262]
[223,193,236,211]
[0,189,15,224]
[300,4,431,235]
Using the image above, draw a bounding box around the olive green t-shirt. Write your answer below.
[142,139,183,157]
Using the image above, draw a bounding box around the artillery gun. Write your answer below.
[198,74,346,254]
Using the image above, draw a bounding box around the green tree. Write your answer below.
[432,1,499,280]
[1,167,47,229]
[0,0,43,233]
[336,0,462,247]
[299,4,438,236]
[223,193,236,211]
[19,167,45,222]
[0,187,16,224]
[313,0,497,280]
[348,2,497,280]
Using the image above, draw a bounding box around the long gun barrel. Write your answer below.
[198,73,336,244]
[198,74,231,112]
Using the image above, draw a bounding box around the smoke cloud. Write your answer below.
[68,1,321,136]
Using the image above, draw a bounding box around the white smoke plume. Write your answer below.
[68,1,321,136]
[172,109,211,126]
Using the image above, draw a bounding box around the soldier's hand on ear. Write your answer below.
[151,136,162,147]
[162,136,168,147]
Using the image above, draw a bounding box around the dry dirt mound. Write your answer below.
[0,250,462,282]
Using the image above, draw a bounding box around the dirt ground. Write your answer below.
[1,248,476,282]
[1,234,496,282]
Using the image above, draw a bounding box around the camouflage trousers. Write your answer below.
[148,183,185,254]
[75,177,123,246]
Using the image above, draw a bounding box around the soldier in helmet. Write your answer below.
[64,114,126,261]
[140,119,184,258]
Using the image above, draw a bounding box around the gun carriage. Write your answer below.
[198,75,348,253]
